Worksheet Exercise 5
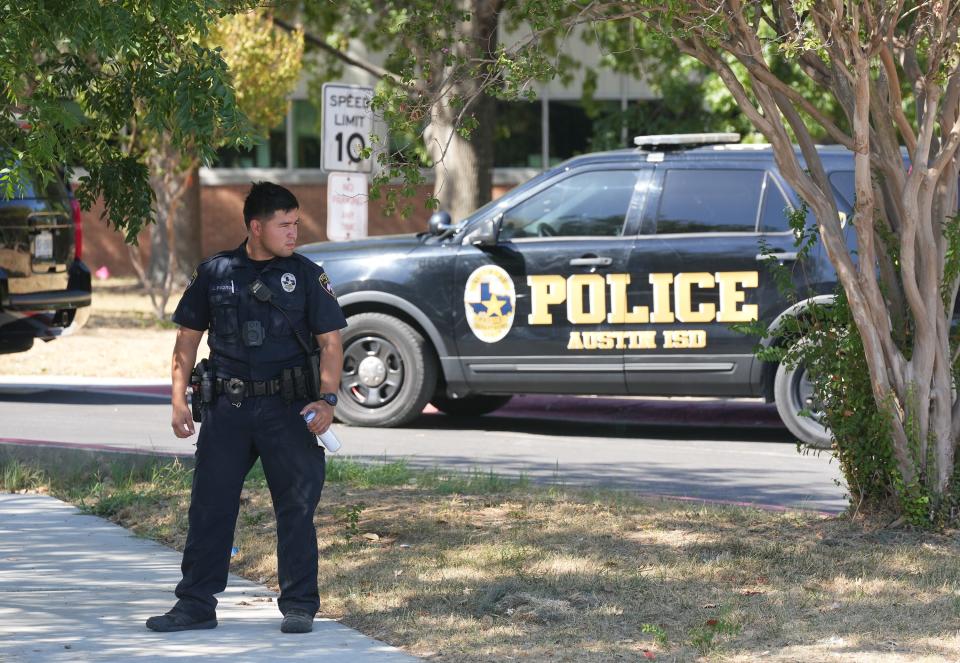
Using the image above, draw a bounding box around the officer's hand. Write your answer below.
[300,401,334,434]
[172,403,196,438]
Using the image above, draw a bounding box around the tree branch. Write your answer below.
[272,17,415,90]
[879,42,917,155]
[733,52,855,150]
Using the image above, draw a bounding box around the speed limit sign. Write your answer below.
[321,83,374,173]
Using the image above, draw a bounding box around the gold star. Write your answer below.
[484,294,509,316]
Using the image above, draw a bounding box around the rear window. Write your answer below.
[0,164,70,200]
[828,171,855,212]
[656,169,763,233]
[828,170,958,214]
[759,174,793,232]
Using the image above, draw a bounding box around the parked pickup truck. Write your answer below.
[0,169,91,355]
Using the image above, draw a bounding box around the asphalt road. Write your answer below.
[0,388,847,512]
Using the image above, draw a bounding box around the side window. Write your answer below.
[656,169,764,234]
[500,170,639,240]
[759,174,793,232]
[828,170,958,214]
[829,171,855,212]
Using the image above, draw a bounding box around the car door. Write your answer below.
[623,163,797,396]
[452,166,653,394]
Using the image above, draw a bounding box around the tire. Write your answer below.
[337,312,438,427]
[431,394,513,417]
[773,348,833,449]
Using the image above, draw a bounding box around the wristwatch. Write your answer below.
[317,393,338,407]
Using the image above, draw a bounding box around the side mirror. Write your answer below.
[463,213,501,247]
[428,210,453,235]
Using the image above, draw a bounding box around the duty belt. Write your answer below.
[215,377,283,398]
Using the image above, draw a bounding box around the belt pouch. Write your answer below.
[281,369,296,401]
[293,367,308,399]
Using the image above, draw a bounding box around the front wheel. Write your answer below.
[431,394,513,417]
[337,313,438,427]
[773,350,832,449]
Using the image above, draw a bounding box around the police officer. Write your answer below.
[146,182,346,634]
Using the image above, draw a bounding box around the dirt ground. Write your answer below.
[0,279,206,378]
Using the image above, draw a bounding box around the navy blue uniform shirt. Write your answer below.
[173,241,347,380]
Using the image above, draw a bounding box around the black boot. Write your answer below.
[146,610,218,632]
[280,609,314,633]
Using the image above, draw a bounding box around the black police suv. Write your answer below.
[299,133,862,447]
[0,169,91,354]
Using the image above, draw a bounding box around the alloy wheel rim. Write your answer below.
[342,335,404,409]
[794,364,826,425]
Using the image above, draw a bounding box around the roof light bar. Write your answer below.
[633,133,741,149]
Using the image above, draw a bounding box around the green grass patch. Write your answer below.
[325,457,414,487]
[1,459,47,492]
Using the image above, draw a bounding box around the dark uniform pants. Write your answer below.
[173,393,326,619]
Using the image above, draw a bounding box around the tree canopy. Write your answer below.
[1,0,259,238]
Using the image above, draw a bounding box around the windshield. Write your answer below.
[456,168,562,229]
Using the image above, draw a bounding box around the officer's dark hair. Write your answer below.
[243,181,299,229]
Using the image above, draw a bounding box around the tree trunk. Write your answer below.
[147,202,170,287]
[173,165,203,284]
[664,1,960,517]
[130,137,195,319]
[424,0,500,221]
[426,105,483,222]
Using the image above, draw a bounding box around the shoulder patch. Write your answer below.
[319,273,337,298]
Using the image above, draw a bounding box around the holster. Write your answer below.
[305,350,322,401]
[189,358,211,423]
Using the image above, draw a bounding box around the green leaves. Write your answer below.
[1,0,260,238]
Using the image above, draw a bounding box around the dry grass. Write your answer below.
[69,464,960,663]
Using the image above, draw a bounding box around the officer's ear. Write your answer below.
[249,218,263,239]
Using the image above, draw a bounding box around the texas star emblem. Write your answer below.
[281,273,297,292]
[464,265,515,343]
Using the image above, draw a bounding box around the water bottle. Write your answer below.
[303,411,342,453]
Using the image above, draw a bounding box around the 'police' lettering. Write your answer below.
[527,275,566,325]
[674,272,716,323]
[715,271,759,322]
[606,274,649,324]
[567,274,606,325]
[529,271,759,325]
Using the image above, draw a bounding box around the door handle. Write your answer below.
[569,256,613,267]
[755,252,798,263]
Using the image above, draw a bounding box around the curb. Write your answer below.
[0,377,169,398]
[0,437,194,478]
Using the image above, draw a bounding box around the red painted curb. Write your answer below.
[0,436,192,458]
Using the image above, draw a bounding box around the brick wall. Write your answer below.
[82,182,437,276]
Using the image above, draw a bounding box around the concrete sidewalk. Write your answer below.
[0,494,417,662]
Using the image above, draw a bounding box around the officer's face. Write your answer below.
[255,209,300,258]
